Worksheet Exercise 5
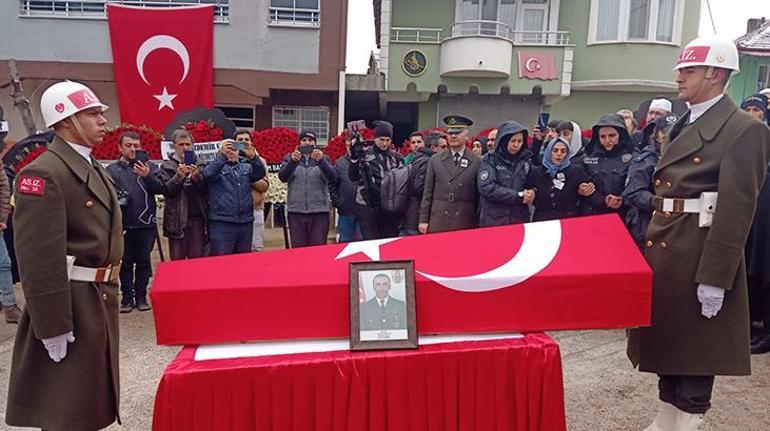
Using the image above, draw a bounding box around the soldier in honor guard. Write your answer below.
[5,81,124,430]
[627,37,770,430]
[418,115,481,234]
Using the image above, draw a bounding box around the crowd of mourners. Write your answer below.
[2,92,768,356]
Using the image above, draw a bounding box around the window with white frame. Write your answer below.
[758,65,770,91]
[456,0,549,38]
[216,106,255,129]
[19,0,230,22]
[272,106,330,143]
[268,0,320,26]
[589,0,681,44]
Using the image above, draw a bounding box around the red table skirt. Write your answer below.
[152,333,566,431]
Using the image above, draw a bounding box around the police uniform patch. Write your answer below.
[622,154,632,163]
[480,170,489,181]
[17,175,45,196]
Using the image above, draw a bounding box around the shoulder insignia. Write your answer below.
[17,175,45,196]
[622,154,632,163]
[480,170,489,181]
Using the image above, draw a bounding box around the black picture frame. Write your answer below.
[349,260,418,351]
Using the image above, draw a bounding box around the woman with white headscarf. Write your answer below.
[555,121,587,163]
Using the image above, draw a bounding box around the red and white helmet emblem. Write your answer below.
[55,103,65,113]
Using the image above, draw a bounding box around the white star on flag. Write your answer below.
[334,238,402,261]
[153,86,177,111]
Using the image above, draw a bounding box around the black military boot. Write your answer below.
[750,333,770,354]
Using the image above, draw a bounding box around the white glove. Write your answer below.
[696,284,725,319]
[41,331,75,363]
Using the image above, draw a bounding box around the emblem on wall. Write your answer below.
[402,50,428,77]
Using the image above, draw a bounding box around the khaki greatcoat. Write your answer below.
[419,149,480,233]
[628,96,770,376]
[6,137,124,430]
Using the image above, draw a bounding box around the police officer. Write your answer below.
[622,113,678,251]
[477,120,533,227]
[581,113,634,217]
[628,37,770,430]
[419,115,481,233]
[740,93,770,354]
[6,81,124,430]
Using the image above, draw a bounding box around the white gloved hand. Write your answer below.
[696,284,725,319]
[41,331,75,363]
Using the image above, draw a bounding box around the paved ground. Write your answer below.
[0,228,768,430]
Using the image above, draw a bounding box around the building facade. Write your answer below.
[1,0,347,143]
[731,18,770,104]
[371,0,700,137]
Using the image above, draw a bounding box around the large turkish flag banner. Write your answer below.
[107,4,213,134]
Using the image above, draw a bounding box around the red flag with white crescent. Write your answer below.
[107,4,213,134]
[518,51,559,80]
[151,215,653,345]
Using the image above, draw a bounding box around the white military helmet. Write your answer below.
[674,36,740,72]
[40,81,108,128]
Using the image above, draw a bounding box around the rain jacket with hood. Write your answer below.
[582,113,634,216]
[478,121,533,227]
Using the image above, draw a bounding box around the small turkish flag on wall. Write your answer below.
[107,4,214,134]
[518,52,559,80]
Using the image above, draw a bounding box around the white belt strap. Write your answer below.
[659,198,700,213]
[67,256,120,283]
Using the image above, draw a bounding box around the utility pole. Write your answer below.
[7,59,38,136]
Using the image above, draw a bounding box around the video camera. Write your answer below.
[347,120,372,161]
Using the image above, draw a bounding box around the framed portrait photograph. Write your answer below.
[349,260,417,351]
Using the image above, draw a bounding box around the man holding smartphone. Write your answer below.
[279,130,336,247]
[203,139,266,255]
[106,131,164,312]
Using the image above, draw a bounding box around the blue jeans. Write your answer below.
[337,215,361,242]
[0,231,16,306]
[209,220,253,256]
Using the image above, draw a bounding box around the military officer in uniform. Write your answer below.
[627,37,770,430]
[360,273,407,331]
[5,81,124,430]
[418,115,481,233]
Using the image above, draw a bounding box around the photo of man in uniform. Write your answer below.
[359,272,407,332]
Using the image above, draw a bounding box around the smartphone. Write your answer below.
[538,112,551,130]
[299,144,314,155]
[135,149,149,163]
[183,150,196,165]
[233,141,246,152]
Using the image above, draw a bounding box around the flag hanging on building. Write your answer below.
[518,51,559,80]
[107,4,214,135]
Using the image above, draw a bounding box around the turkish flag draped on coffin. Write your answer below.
[151,215,653,345]
[107,4,214,133]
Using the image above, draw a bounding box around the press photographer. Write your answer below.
[106,131,164,313]
[348,121,402,239]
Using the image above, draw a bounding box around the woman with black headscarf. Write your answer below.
[524,137,597,222]
[581,113,634,217]
[477,121,533,227]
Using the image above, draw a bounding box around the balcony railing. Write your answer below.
[450,20,513,40]
[391,27,442,44]
[447,20,571,46]
[18,0,230,23]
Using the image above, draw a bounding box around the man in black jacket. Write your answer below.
[330,136,361,242]
[349,121,402,239]
[106,131,164,313]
